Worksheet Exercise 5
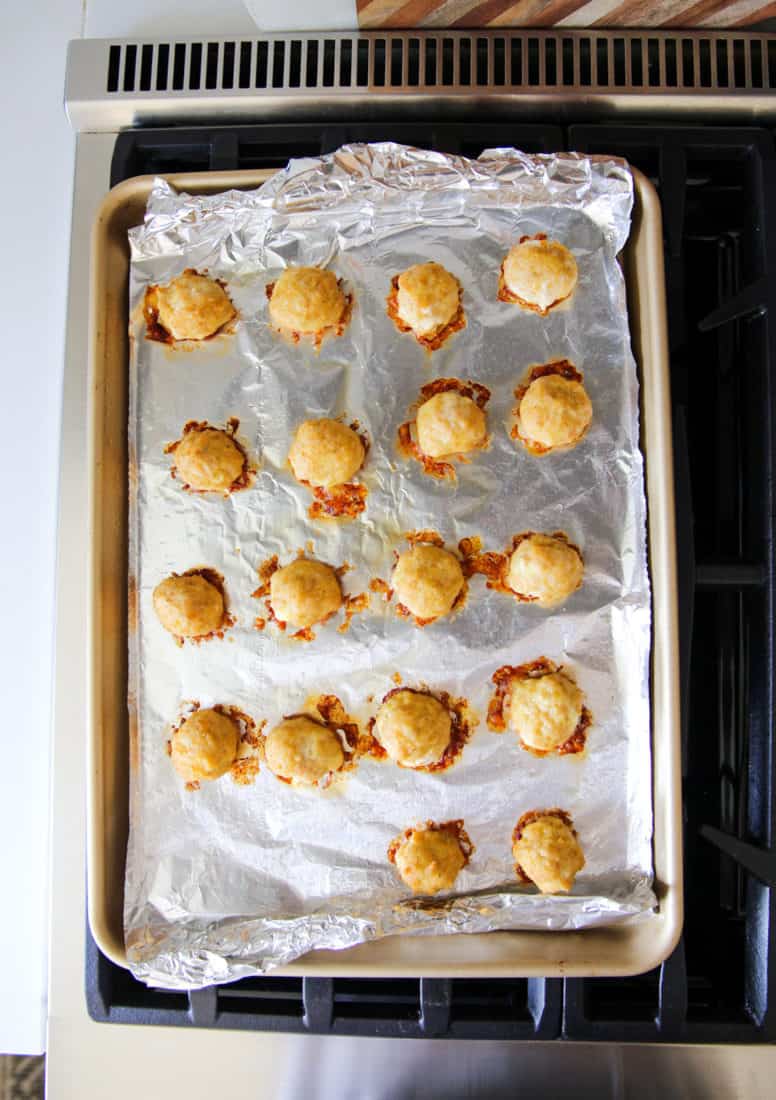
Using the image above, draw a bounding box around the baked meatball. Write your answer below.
[175,428,245,492]
[513,811,585,893]
[153,271,236,341]
[396,262,460,338]
[153,573,225,638]
[288,419,365,488]
[502,238,578,314]
[416,391,487,459]
[392,825,467,895]
[268,267,346,334]
[507,534,583,607]
[269,558,342,629]
[508,670,584,753]
[171,708,239,783]
[392,544,464,621]
[518,373,592,452]
[264,715,344,785]
[374,690,451,768]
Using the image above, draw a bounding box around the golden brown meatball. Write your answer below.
[268,267,346,334]
[153,271,236,341]
[396,262,460,338]
[392,544,464,621]
[392,824,468,895]
[416,391,487,459]
[501,238,578,314]
[507,534,584,607]
[269,558,342,629]
[264,715,345,785]
[518,373,592,452]
[508,670,584,754]
[374,690,451,768]
[513,811,585,893]
[175,428,245,492]
[170,708,239,782]
[288,419,365,488]
[153,573,225,638]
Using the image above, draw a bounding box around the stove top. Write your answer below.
[67,31,776,1043]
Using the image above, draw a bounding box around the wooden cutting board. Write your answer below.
[356,0,776,29]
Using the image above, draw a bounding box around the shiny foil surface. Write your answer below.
[124,144,655,988]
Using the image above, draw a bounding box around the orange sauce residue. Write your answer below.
[338,591,370,634]
[511,360,586,455]
[406,529,445,549]
[252,556,281,631]
[370,577,393,601]
[386,275,466,352]
[309,481,368,521]
[458,536,510,594]
[251,554,280,600]
[314,693,377,771]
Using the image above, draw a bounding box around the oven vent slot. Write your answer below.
[105,34,774,96]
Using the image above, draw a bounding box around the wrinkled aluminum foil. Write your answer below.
[124,144,655,989]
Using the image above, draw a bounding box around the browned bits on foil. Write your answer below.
[338,591,370,634]
[314,694,377,768]
[369,577,393,601]
[406,529,446,549]
[487,659,591,757]
[386,274,466,352]
[218,706,262,787]
[309,481,368,521]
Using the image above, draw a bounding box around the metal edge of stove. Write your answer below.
[65,31,776,133]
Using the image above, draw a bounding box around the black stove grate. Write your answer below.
[90,118,776,1042]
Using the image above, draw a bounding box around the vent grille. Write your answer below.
[105,34,775,96]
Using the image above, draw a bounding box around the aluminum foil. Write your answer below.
[124,144,655,989]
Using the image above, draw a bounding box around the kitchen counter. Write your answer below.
[30,2,776,1095]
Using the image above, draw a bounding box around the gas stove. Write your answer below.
[62,30,776,1042]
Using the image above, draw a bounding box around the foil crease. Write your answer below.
[124,144,655,989]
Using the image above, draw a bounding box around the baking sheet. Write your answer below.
[124,144,655,989]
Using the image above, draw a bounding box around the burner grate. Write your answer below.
[88,118,776,1042]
